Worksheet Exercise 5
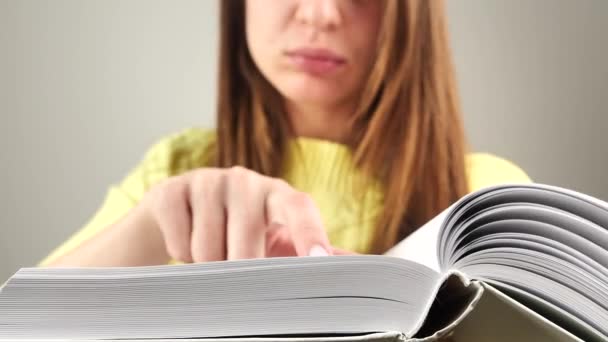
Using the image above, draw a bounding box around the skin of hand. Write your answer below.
[142,166,340,263]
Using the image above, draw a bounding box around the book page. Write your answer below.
[0,256,441,340]
[0,332,406,342]
[443,183,608,339]
[384,205,455,273]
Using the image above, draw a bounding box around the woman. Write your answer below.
[42,0,530,267]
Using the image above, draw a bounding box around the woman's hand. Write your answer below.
[142,166,333,263]
[46,166,350,268]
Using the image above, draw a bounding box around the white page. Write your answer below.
[0,256,440,340]
[384,205,455,273]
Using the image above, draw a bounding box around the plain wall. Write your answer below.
[1,0,606,281]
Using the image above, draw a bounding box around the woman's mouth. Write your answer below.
[285,48,347,75]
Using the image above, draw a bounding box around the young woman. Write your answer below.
[42,0,530,267]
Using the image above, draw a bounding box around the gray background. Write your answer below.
[0,0,606,282]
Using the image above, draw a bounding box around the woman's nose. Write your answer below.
[294,0,343,30]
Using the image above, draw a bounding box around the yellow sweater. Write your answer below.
[40,128,531,265]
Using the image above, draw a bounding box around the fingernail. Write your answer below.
[308,245,329,257]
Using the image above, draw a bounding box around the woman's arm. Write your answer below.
[46,204,169,267]
[44,166,334,267]
[39,130,206,267]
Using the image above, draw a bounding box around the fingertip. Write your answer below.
[308,244,330,257]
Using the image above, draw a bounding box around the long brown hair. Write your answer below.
[214,0,469,254]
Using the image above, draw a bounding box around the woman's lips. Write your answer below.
[286,48,347,75]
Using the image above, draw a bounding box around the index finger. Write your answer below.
[266,187,332,257]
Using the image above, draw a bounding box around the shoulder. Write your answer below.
[465,153,532,193]
[119,128,216,199]
[143,127,217,175]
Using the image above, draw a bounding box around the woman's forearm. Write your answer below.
[46,206,170,267]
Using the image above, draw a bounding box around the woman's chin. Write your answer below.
[280,85,350,108]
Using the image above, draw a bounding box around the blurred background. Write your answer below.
[0,0,606,281]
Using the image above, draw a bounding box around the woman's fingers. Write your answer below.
[152,167,336,264]
[225,167,267,260]
[266,181,332,257]
[264,179,295,257]
[331,247,358,255]
[153,178,193,263]
[189,170,227,263]
[265,225,297,257]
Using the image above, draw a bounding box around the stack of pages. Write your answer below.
[1,184,607,341]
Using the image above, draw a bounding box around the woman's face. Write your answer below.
[246,0,383,111]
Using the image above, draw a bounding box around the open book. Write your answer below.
[1,183,607,341]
